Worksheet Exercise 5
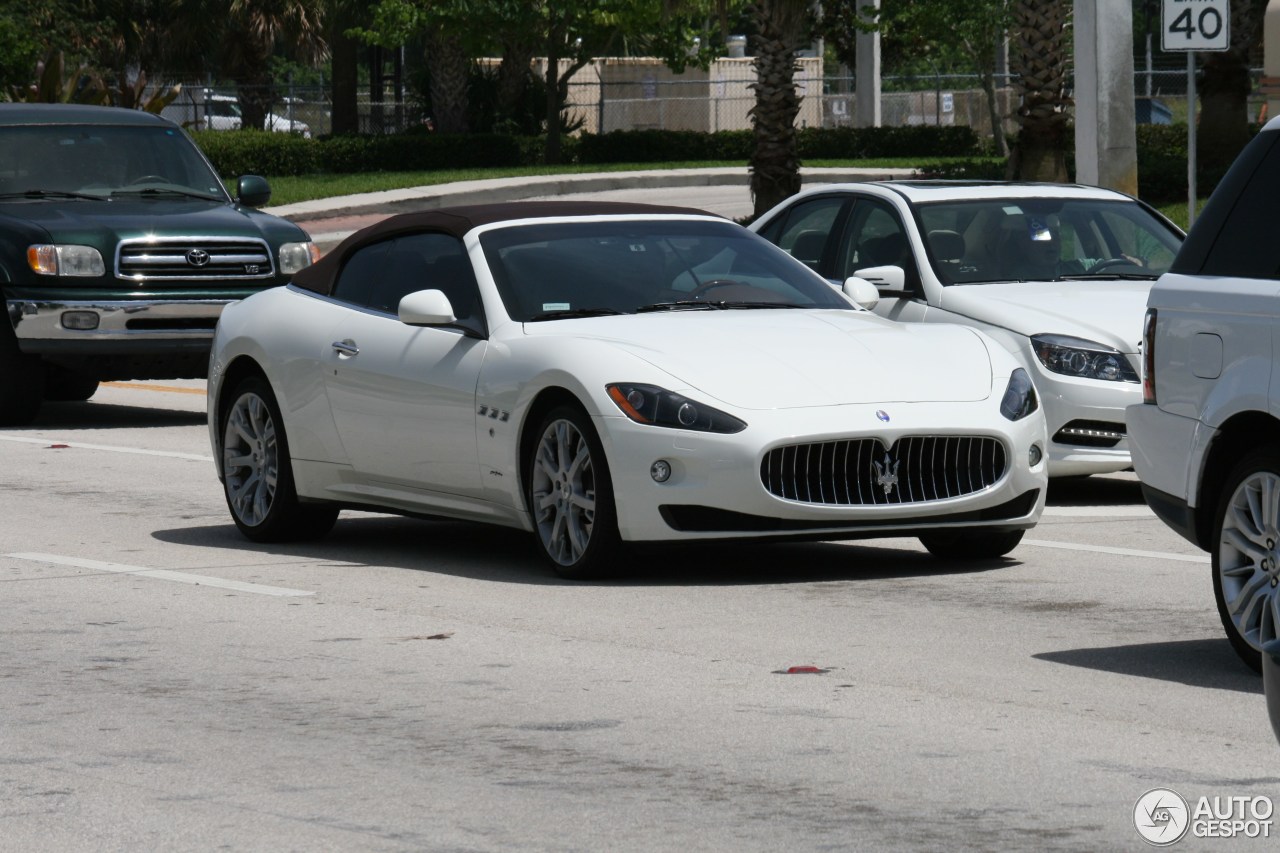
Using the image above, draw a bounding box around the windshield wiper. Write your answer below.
[1059,273,1159,281]
[527,307,625,321]
[635,300,724,312]
[0,189,105,201]
[111,187,223,201]
[714,301,806,309]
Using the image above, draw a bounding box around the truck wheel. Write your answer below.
[0,320,43,425]
[44,366,99,402]
[1213,448,1280,673]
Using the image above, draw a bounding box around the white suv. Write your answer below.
[1128,115,1280,671]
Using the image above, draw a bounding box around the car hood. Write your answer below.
[0,197,306,246]
[937,280,1152,353]
[523,310,994,410]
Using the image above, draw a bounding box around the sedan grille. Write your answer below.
[760,436,1008,506]
[117,238,275,282]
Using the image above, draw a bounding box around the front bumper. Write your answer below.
[595,399,1048,543]
[8,298,233,351]
[1034,369,1142,477]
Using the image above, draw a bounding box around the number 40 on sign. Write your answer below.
[1161,0,1231,53]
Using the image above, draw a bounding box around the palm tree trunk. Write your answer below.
[1007,0,1070,182]
[1198,0,1266,181]
[424,29,470,134]
[749,0,809,218]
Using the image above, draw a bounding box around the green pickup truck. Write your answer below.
[0,103,317,425]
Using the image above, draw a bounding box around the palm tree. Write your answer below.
[224,0,326,131]
[1006,0,1070,181]
[748,0,811,217]
[1198,0,1268,182]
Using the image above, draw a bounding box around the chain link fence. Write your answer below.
[158,64,1267,143]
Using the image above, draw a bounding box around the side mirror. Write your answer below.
[841,276,880,310]
[236,175,272,208]
[1264,639,1280,745]
[853,264,908,295]
[399,289,456,326]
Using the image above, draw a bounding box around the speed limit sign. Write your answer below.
[1161,0,1230,52]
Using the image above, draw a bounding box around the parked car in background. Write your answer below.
[207,201,1049,579]
[164,92,311,136]
[1128,115,1280,672]
[751,181,1185,478]
[0,103,318,425]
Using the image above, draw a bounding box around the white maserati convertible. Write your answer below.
[207,202,1049,578]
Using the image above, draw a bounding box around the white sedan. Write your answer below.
[751,182,1185,477]
[207,202,1048,578]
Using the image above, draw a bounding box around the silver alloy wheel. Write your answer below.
[1219,469,1280,653]
[223,391,279,527]
[531,417,596,566]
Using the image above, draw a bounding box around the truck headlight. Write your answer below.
[279,241,320,274]
[27,245,106,277]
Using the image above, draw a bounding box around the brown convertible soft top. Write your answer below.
[290,200,720,296]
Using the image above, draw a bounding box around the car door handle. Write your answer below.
[331,340,359,357]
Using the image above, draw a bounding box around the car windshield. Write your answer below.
[480,219,852,321]
[0,123,228,200]
[916,198,1183,284]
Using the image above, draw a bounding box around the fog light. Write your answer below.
[650,459,672,483]
[1029,444,1043,467]
[61,311,100,330]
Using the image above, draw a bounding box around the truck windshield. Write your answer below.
[0,124,228,200]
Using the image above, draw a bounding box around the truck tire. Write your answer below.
[0,319,43,425]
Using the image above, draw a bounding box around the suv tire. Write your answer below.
[0,319,43,425]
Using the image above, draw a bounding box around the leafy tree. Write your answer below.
[1006,0,1070,181]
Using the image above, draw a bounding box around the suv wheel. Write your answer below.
[0,320,43,425]
[1213,448,1280,672]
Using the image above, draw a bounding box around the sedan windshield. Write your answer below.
[0,124,228,201]
[479,219,853,321]
[916,198,1182,284]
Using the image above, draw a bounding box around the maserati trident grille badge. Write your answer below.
[873,452,900,496]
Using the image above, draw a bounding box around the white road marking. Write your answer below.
[0,434,212,462]
[1023,539,1209,564]
[7,552,314,597]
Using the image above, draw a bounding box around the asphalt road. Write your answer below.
[2,380,1277,851]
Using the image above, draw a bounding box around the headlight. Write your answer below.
[606,383,746,433]
[279,241,320,274]
[27,244,105,277]
[1030,334,1139,383]
[1000,368,1038,421]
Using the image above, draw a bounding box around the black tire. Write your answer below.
[1212,448,1280,673]
[43,367,99,402]
[220,375,338,542]
[526,405,621,579]
[0,319,43,425]
[919,528,1025,560]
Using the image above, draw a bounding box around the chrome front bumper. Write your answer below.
[7,299,235,346]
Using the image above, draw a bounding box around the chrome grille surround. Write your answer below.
[116,237,275,282]
[760,435,1008,506]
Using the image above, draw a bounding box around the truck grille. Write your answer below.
[117,238,275,281]
[760,435,1007,506]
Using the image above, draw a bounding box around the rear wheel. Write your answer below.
[221,375,338,542]
[919,529,1025,560]
[1212,448,1280,673]
[0,320,43,425]
[527,405,620,579]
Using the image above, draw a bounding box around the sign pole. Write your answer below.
[1188,50,1197,227]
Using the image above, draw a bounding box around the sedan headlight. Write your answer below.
[1000,368,1039,421]
[607,383,746,433]
[27,244,105,277]
[279,241,320,274]
[1030,334,1139,383]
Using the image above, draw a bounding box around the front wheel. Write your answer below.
[1213,448,1280,673]
[221,375,338,542]
[526,406,620,579]
[0,321,43,425]
[919,529,1024,560]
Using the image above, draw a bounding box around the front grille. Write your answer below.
[760,435,1007,506]
[117,238,275,282]
[1053,419,1126,448]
